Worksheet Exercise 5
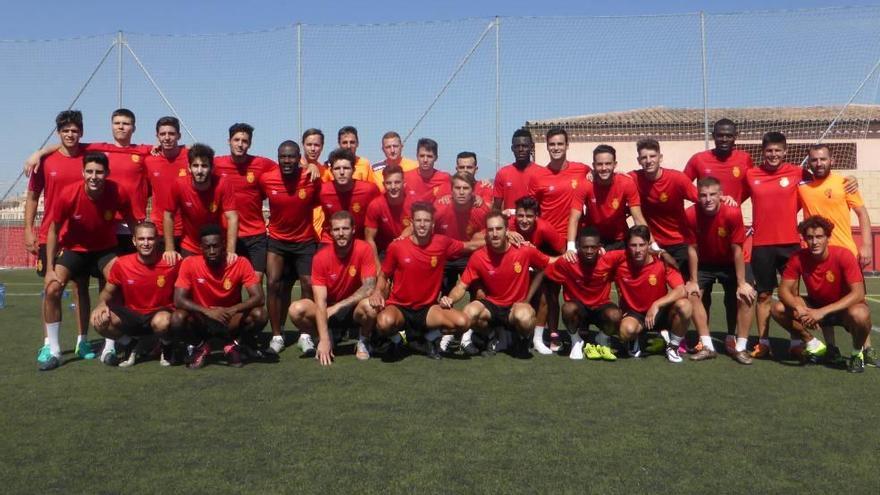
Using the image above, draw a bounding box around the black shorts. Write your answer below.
[396,305,431,340]
[116,234,136,255]
[236,234,268,273]
[623,306,673,331]
[697,263,756,292]
[267,238,316,279]
[803,298,847,328]
[662,243,690,279]
[479,299,512,328]
[570,301,619,330]
[328,304,358,342]
[751,244,799,293]
[57,249,117,279]
[110,305,170,336]
[442,256,468,295]
[602,240,625,251]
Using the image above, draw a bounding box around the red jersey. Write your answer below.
[311,239,377,304]
[434,203,489,242]
[474,181,494,204]
[782,246,864,307]
[319,180,381,242]
[603,250,684,314]
[683,204,746,266]
[107,253,179,313]
[84,143,152,222]
[259,167,321,243]
[544,256,613,307]
[144,148,189,237]
[509,216,565,255]
[364,196,412,253]
[383,235,465,309]
[529,162,592,238]
[175,255,260,308]
[629,169,697,246]
[585,173,641,242]
[28,147,89,244]
[744,163,802,246]
[168,177,236,253]
[683,149,754,203]
[461,244,549,306]
[213,155,276,237]
[404,169,452,203]
[48,181,134,252]
[493,162,544,210]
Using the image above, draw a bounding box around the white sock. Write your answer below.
[118,335,132,346]
[735,337,748,352]
[660,330,671,343]
[46,322,61,356]
[595,332,610,347]
[390,334,402,344]
[806,338,823,352]
[76,334,85,344]
[533,326,545,345]
[425,329,442,342]
[669,334,683,348]
[700,336,715,352]
[570,332,584,348]
[759,337,770,346]
[103,339,116,355]
[461,329,473,347]
[439,334,454,351]
[790,338,803,349]
[44,337,49,346]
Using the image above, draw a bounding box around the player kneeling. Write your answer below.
[171,225,268,369]
[610,226,692,363]
[90,222,181,367]
[770,216,872,372]
[288,211,378,365]
[441,211,552,357]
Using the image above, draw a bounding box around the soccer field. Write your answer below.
[1,268,879,493]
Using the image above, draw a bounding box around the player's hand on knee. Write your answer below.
[369,292,384,310]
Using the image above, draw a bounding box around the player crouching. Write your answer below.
[288,211,378,365]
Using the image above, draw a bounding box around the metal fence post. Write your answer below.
[117,31,124,108]
[297,22,303,140]
[495,16,501,172]
[700,12,709,149]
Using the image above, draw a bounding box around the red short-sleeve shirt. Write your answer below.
[382,235,464,309]
[461,244,550,306]
[782,246,864,307]
[107,253,179,313]
[175,255,260,308]
[311,239,377,304]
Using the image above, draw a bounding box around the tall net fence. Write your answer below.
[3,6,880,267]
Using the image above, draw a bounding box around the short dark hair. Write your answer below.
[229,123,254,140]
[327,148,356,167]
[798,215,834,237]
[577,226,602,242]
[514,196,540,216]
[712,118,737,133]
[512,128,533,142]
[338,126,359,141]
[112,108,135,123]
[456,151,477,163]
[330,210,355,227]
[696,176,721,190]
[485,210,507,228]
[545,127,568,143]
[302,128,324,144]
[411,201,435,218]
[592,144,617,161]
[382,164,404,180]
[278,140,301,154]
[56,110,83,132]
[625,225,651,243]
[636,138,660,154]
[188,143,215,166]
[762,131,787,149]
[134,221,158,236]
[451,172,475,188]
[155,116,180,133]
[199,224,223,240]
[83,152,109,171]
[809,143,832,157]
[417,138,438,156]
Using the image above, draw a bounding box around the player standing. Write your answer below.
[493,129,543,213]
[364,164,412,259]
[144,116,189,250]
[318,148,381,243]
[372,131,418,188]
[403,138,452,204]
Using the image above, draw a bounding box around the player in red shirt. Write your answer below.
[455,152,494,204]
[37,152,140,371]
[683,177,756,364]
[684,119,754,205]
[628,138,697,276]
[365,164,412,259]
[546,227,621,361]
[771,216,871,372]
[745,132,805,359]
[370,202,482,360]
[163,144,238,262]
[493,128,543,213]
[25,110,96,360]
[403,138,452,204]
[89,222,181,367]
[260,140,322,354]
[441,211,551,357]
[569,144,646,251]
[171,224,267,369]
[608,225,693,364]
[509,196,565,255]
[434,173,489,294]
[289,211,379,364]
[144,116,188,250]
[319,148,381,243]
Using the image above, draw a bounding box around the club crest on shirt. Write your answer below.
[430,256,438,267]
[223,278,233,290]
[571,179,578,189]
[659,192,669,203]
[352,202,362,213]
[209,202,218,213]
[514,262,523,274]
[348,265,357,277]
[611,198,620,210]
[466,225,474,237]
[718,227,728,238]
[648,274,658,286]
[825,270,835,283]
[178,168,187,177]
[131,154,140,163]
[732,166,741,178]
[157,275,166,287]
[779,177,790,188]
[433,186,440,196]
[824,188,833,199]
[403,218,412,227]
[103,210,114,221]
[246,171,256,183]
[298,189,307,199]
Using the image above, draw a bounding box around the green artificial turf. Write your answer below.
[1,269,878,494]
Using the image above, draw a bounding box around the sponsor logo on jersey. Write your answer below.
[571,179,578,189]
[132,154,140,163]
[223,278,233,290]
[648,274,658,286]
[348,265,357,277]
[718,227,728,238]
[157,275,166,287]
[659,192,669,203]
[298,189,307,199]
[826,270,835,283]
[514,262,523,274]
[352,202,361,213]
[246,171,255,183]
[611,198,620,210]
[732,166,741,178]
[430,256,438,267]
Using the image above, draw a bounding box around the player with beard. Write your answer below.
[318,148,381,244]
[365,164,412,260]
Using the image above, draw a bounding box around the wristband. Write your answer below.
[567,241,576,252]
